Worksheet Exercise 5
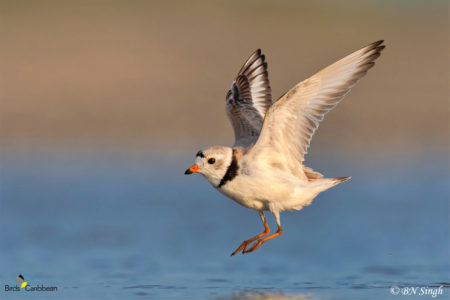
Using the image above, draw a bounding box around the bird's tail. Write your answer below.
[293,176,352,209]
[332,176,352,185]
[310,176,352,194]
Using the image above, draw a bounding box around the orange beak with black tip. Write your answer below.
[184,164,199,174]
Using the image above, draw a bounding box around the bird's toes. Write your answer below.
[230,241,248,256]
[241,242,251,254]
[244,240,264,253]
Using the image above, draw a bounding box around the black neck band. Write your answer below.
[218,149,239,188]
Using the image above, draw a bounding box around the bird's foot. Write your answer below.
[243,239,265,254]
[230,240,252,256]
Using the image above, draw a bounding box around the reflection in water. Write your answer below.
[124,285,187,290]
[215,292,319,300]
[363,265,404,276]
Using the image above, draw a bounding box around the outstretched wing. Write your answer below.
[226,49,272,147]
[247,40,385,175]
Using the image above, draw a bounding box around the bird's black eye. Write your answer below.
[207,158,216,164]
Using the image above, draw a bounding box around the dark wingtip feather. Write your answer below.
[366,52,381,61]
[372,40,384,47]
[334,176,352,183]
[363,40,385,54]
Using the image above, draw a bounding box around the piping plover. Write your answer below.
[185,41,385,255]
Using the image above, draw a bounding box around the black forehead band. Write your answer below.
[196,150,205,158]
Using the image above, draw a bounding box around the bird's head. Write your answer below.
[184,146,232,186]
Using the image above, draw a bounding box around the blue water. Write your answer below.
[1,151,449,299]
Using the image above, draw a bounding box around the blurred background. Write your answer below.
[1,1,448,299]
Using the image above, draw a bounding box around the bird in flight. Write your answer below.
[185,41,385,255]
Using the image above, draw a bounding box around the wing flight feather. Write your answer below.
[226,49,272,147]
[248,40,385,174]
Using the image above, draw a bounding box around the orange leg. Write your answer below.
[231,211,270,256]
[244,224,283,254]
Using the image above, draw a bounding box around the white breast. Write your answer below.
[215,170,327,212]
